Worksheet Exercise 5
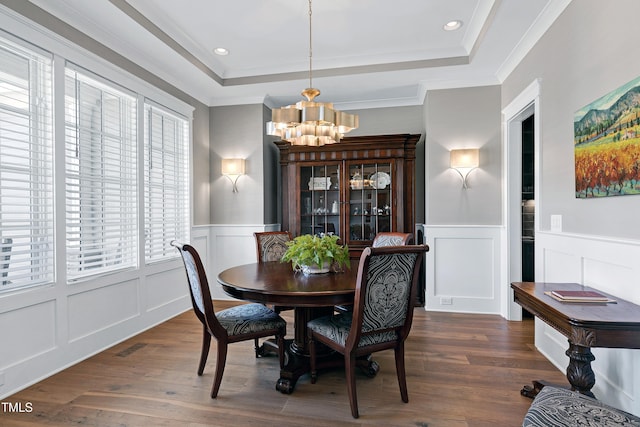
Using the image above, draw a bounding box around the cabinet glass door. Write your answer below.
[299,164,340,237]
[348,162,392,243]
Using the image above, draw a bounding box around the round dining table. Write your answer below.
[217,259,378,393]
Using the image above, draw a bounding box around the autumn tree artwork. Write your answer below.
[574,76,640,198]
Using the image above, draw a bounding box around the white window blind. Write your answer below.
[65,67,138,281]
[0,37,54,291]
[144,103,190,263]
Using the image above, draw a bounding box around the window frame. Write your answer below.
[0,36,55,292]
[143,100,190,264]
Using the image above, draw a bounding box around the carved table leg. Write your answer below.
[565,342,596,398]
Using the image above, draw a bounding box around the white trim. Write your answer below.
[502,78,541,118]
[502,78,541,320]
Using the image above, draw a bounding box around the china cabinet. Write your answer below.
[277,134,420,258]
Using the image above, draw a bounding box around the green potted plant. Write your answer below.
[281,234,350,274]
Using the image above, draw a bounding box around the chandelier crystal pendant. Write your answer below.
[266,0,358,146]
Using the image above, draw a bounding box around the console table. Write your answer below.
[511,282,640,398]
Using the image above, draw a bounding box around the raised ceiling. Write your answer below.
[26,0,570,109]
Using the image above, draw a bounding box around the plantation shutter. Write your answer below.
[65,66,138,281]
[0,38,54,291]
[144,103,190,263]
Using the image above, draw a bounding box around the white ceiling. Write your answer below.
[28,0,571,109]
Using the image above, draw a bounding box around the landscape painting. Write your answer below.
[574,76,640,198]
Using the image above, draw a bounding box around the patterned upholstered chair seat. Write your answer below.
[308,312,397,347]
[217,303,286,336]
[523,386,640,426]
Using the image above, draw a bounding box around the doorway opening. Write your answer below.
[521,114,535,284]
[521,114,535,318]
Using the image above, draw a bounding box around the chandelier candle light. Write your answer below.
[266,0,358,146]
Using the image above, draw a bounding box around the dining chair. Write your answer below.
[254,231,293,263]
[254,231,294,313]
[171,240,286,398]
[307,244,429,418]
[334,232,414,314]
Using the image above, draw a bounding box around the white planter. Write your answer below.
[301,262,330,275]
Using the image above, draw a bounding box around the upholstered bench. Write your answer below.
[523,386,640,426]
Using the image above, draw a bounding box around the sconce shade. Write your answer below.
[450,149,479,169]
[221,158,245,176]
[221,158,245,192]
[450,148,479,189]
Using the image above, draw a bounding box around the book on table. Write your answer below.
[548,289,613,303]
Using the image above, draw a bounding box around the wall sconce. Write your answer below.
[450,149,479,189]
[221,158,245,193]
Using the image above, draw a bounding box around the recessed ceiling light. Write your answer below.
[214,47,229,56]
[443,20,462,31]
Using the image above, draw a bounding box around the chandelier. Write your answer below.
[266,0,358,146]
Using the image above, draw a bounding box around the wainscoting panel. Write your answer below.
[146,267,190,312]
[0,300,56,370]
[67,279,140,342]
[425,226,502,314]
[540,247,581,282]
[535,231,640,415]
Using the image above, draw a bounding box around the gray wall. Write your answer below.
[347,105,424,137]
[209,104,265,224]
[424,85,502,225]
[263,106,280,225]
[191,103,211,225]
[502,0,640,240]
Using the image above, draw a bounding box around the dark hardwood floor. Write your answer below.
[2,301,567,426]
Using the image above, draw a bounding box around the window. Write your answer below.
[144,103,190,263]
[0,38,54,291]
[0,29,192,290]
[65,67,138,281]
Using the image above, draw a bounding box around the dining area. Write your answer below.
[171,231,428,418]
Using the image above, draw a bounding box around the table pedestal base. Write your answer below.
[254,305,381,394]
[274,339,379,394]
